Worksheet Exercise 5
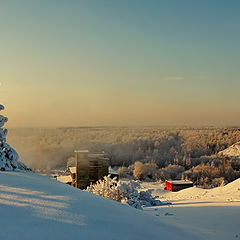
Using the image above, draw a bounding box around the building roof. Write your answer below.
[109,167,118,175]
[166,180,193,185]
[68,167,76,174]
[74,150,89,153]
[74,150,108,159]
[56,175,72,183]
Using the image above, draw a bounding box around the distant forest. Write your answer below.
[8,127,240,187]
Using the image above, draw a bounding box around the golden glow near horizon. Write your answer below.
[1,1,240,127]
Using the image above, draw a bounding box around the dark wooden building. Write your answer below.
[75,150,109,190]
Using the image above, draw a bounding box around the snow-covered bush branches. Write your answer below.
[87,176,122,202]
[87,176,161,209]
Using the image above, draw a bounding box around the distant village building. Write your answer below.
[56,167,77,185]
[68,166,77,185]
[56,174,73,185]
[56,150,118,190]
[164,180,193,192]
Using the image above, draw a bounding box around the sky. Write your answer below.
[0,0,240,127]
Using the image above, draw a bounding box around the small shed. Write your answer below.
[67,167,77,186]
[56,175,73,185]
[165,180,193,192]
[109,167,119,181]
[56,167,77,186]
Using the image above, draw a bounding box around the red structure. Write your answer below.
[164,180,193,192]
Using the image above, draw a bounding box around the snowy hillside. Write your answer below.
[0,171,199,240]
[157,178,240,204]
[218,142,240,158]
[142,180,240,240]
[1,171,239,240]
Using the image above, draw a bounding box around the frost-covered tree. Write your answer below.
[0,104,28,171]
[157,164,185,181]
[116,166,129,178]
[133,161,145,180]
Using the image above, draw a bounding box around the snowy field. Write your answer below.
[0,171,239,240]
[141,180,240,240]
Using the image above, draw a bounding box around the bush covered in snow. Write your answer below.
[86,176,122,202]
[116,166,129,178]
[87,176,162,209]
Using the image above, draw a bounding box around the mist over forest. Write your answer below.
[7,126,240,187]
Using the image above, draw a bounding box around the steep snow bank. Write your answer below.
[0,171,198,240]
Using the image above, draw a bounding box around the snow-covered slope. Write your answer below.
[142,180,240,240]
[155,178,240,204]
[218,142,240,158]
[140,179,240,206]
[0,171,198,240]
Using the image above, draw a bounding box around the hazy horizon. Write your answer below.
[7,124,240,129]
[1,1,240,127]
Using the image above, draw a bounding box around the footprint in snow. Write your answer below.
[164,212,174,216]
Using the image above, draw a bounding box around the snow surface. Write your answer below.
[147,179,240,205]
[0,171,199,240]
[218,142,240,158]
[1,171,239,240]
[141,180,240,240]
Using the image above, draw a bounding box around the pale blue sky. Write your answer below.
[0,0,239,126]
